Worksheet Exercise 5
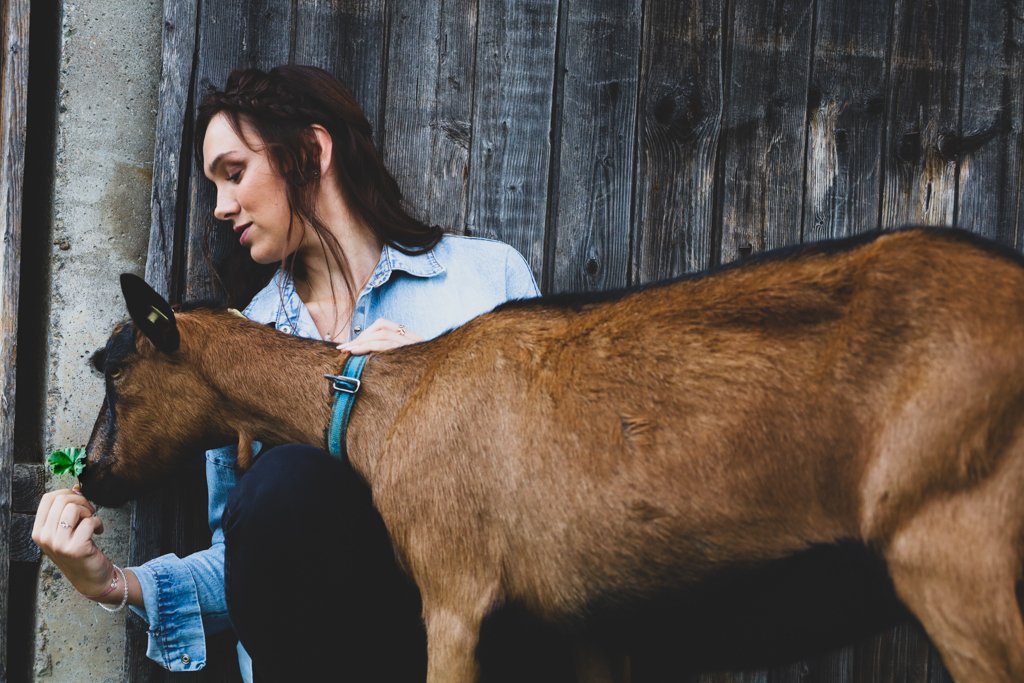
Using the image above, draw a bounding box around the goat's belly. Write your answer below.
[537,540,897,671]
[497,496,850,623]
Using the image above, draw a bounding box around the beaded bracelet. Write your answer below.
[98,565,128,613]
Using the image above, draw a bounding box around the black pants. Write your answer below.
[223,444,426,681]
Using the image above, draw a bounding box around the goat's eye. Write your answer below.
[110,369,123,380]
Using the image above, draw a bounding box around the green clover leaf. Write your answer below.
[48,447,87,477]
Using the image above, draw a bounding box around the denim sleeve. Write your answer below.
[504,246,541,299]
[125,444,244,672]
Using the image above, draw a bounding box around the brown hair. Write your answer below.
[195,64,443,308]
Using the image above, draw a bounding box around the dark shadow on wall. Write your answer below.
[476,541,906,681]
[11,0,60,679]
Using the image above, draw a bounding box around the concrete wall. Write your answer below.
[33,1,161,680]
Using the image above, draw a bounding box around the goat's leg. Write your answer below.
[423,603,485,683]
[883,491,1024,683]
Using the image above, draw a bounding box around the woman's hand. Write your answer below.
[32,485,114,598]
[336,318,423,355]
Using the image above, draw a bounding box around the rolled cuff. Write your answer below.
[127,555,207,672]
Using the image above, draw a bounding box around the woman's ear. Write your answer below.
[309,124,333,179]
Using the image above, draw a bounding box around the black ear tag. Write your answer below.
[120,273,180,353]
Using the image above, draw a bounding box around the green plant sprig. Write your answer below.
[48,447,86,477]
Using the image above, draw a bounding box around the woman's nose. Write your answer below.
[214,193,239,221]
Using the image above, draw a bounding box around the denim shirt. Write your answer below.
[126,235,539,679]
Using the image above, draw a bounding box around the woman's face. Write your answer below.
[203,113,301,264]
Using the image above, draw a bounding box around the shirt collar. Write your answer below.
[245,242,446,335]
[370,243,446,287]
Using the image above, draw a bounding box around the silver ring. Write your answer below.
[397,325,407,336]
[59,520,70,529]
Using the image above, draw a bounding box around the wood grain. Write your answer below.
[11,513,39,563]
[380,0,477,230]
[426,0,479,233]
[0,0,29,677]
[955,0,1024,244]
[184,0,292,303]
[466,0,559,280]
[718,0,815,262]
[146,0,198,300]
[632,0,725,283]
[879,0,967,228]
[549,0,640,294]
[12,463,44,513]
[293,0,387,140]
[802,0,891,241]
[381,0,443,208]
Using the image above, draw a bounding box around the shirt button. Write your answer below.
[181,654,191,664]
[278,324,292,334]
[353,325,362,333]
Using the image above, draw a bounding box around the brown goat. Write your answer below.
[81,227,1024,683]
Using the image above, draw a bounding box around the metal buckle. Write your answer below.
[324,374,361,394]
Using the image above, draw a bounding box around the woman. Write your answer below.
[33,65,539,681]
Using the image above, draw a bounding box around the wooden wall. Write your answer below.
[133,0,1023,680]
[0,0,32,680]
[160,0,1024,296]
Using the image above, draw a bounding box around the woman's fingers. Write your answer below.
[57,504,87,533]
[336,318,422,354]
[45,493,92,532]
[32,488,76,537]
[33,490,97,551]
[71,516,105,550]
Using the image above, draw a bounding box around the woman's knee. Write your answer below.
[224,444,350,532]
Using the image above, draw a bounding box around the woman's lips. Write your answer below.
[234,222,253,246]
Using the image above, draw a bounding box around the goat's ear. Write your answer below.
[120,273,180,353]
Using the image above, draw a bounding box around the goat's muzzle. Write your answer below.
[79,398,134,507]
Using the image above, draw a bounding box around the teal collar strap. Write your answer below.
[325,353,369,460]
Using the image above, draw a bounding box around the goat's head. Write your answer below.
[79,274,236,507]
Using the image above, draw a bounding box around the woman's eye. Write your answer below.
[227,171,241,183]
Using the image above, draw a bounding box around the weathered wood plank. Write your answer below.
[718,0,815,262]
[11,512,39,563]
[850,621,933,683]
[380,0,478,232]
[548,0,640,294]
[803,0,892,241]
[879,0,967,228]
[466,0,559,281]
[799,646,855,682]
[427,0,479,233]
[0,0,29,677]
[380,1,442,220]
[184,0,293,302]
[632,0,725,284]
[294,0,387,144]
[12,462,44,512]
[955,0,1024,244]
[146,0,199,300]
